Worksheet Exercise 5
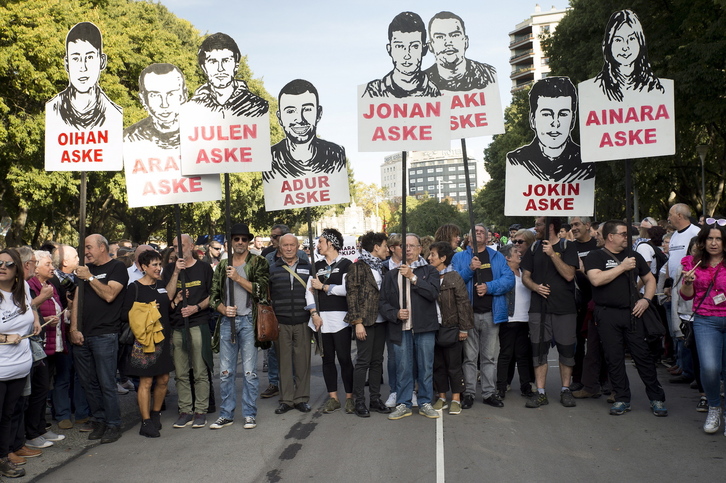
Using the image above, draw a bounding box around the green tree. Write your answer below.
[387,197,468,237]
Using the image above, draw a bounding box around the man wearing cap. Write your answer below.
[209,223,269,430]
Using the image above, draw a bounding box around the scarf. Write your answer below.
[359,249,383,273]
[439,265,455,275]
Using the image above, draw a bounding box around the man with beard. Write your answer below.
[124,64,186,148]
[424,11,496,92]
[189,33,268,118]
[262,80,346,181]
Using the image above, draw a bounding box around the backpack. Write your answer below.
[637,240,668,274]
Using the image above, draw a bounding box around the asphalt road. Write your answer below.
[16,349,726,483]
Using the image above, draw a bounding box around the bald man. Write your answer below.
[127,244,155,285]
[70,234,128,444]
[163,234,214,429]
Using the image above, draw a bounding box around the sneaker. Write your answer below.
[25,436,53,449]
[119,380,135,391]
[0,457,26,478]
[78,420,94,432]
[704,406,722,434]
[139,419,160,438]
[210,417,234,429]
[411,392,418,407]
[261,384,279,399]
[100,426,121,444]
[461,394,474,409]
[572,389,602,399]
[697,396,709,412]
[42,430,66,442]
[58,419,73,430]
[609,401,631,416]
[560,389,576,408]
[525,393,548,408]
[449,400,462,415]
[385,392,397,408]
[243,417,257,429]
[192,413,207,428]
[388,404,412,420]
[344,398,355,414]
[650,400,668,417]
[116,382,129,395]
[322,398,341,414]
[419,403,440,419]
[173,413,194,428]
[432,398,449,411]
[88,421,107,440]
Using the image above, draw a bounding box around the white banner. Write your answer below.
[444,85,504,139]
[263,166,349,211]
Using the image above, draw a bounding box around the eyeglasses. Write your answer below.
[270,234,281,239]
[512,239,525,245]
[615,232,628,237]
[706,218,726,226]
[232,237,249,243]
[210,246,221,250]
[0,260,16,268]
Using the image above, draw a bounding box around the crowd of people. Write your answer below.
[1,205,725,478]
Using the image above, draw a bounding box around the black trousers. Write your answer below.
[580,316,609,393]
[433,341,466,395]
[572,304,588,383]
[1,378,25,458]
[496,322,534,392]
[595,306,665,403]
[322,326,353,394]
[352,323,387,404]
[25,360,50,440]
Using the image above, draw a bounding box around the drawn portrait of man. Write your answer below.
[46,22,122,130]
[263,79,346,181]
[189,32,268,118]
[507,77,594,183]
[424,11,496,92]
[363,11,440,98]
[124,63,187,149]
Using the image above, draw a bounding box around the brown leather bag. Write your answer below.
[256,288,279,342]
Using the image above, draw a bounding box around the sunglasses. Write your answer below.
[512,239,525,245]
[706,218,726,226]
[0,260,16,268]
[233,237,249,243]
[270,234,281,239]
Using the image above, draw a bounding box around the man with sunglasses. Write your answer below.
[209,223,269,430]
[584,221,667,417]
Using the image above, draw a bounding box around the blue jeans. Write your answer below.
[219,315,259,419]
[393,330,435,408]
[386,339,398,394]
[267,344,279,386]
[693,315,726,407]
[72,333,121,427]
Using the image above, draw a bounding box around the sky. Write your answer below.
[160,0,570,186]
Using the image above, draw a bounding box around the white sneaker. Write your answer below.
[119,380,135,391]
[243,417,257,429]
[42,430,65,442]
[385,392,397,408]
[116,383,129,395]
[411,392,418,408]
[26,436,53,449]
[704,406,722,434]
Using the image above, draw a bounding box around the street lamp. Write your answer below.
[697,145,709,220]
[437,178,453,202]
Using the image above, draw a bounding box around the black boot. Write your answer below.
[150,411,162,431]
[139,419,160,438]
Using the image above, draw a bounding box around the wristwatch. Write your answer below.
[87,276,96,282]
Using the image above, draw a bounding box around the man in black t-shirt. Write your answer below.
[568,216,608,398]
[163,234,214,429]
[521,217,579,408]
[584,221,667,417]
[70,234,128,444]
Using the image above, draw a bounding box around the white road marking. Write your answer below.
[436,409,445,483]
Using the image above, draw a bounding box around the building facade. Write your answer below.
[509,4,569,93]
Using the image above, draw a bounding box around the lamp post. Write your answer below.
[697,145,709,220]
[437,178,453,203]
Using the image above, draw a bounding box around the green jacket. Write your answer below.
[210,252,270,347]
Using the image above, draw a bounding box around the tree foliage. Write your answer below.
[0,0,313,247]
[387,196,468,237]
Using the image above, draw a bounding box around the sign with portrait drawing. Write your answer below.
[505,77,595,216]
[123,64,221,208]
[179,32,272,175]
[357,11,451,152]
[578,9,675,162]
[45,22,123,171]
[263,79,349,211]
[424,11,504,139]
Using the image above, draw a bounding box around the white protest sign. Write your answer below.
[444,86,504,139]
[313,236,359,263]
[45,22,123,171]
[179,33,271,175]
[504,77,595,216]
[262,79,350,211]
[578,9,675,162]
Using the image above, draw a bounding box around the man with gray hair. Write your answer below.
[69,234,128,444]
[451,224,514,409]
